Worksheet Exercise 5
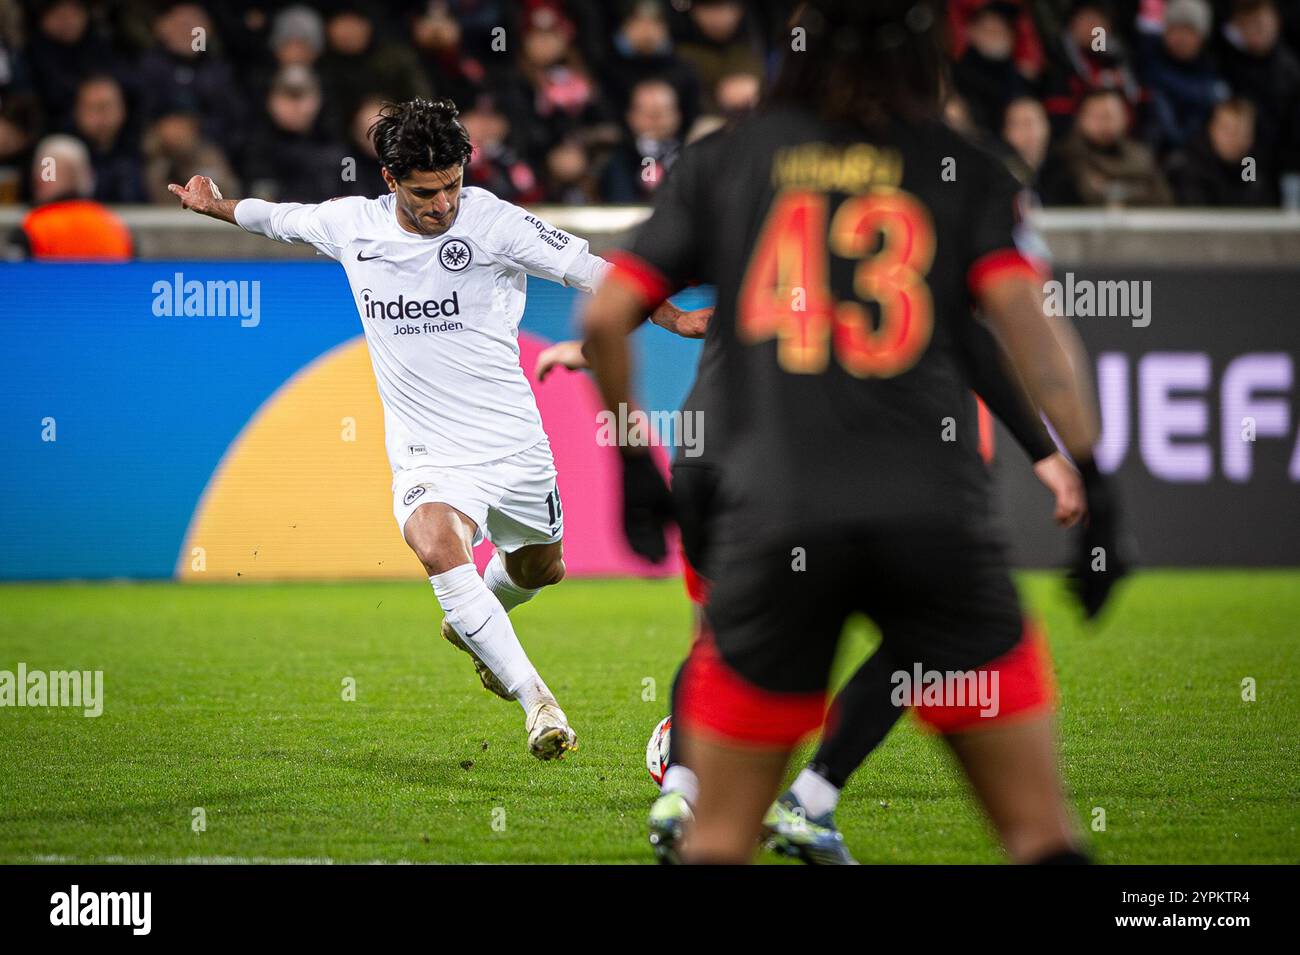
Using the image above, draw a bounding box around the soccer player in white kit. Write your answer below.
[169,99,707,760]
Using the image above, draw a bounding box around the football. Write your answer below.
[645,716,672,786]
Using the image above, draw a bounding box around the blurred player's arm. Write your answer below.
[565,248,711,339]
[647,299,709,338]
[963,164,1098,463]
[962,317,1055,463]
[976,277,1098,461]
[965,157,1126,615]
[583,275,675,562]
[583,278,646,419]
[492,203,711,346]
[536,300,710,380]
[978,273,1129,614]
[583,136,716,562]
[962,317,1083,528]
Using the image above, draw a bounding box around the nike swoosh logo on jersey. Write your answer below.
[356,251,382,261]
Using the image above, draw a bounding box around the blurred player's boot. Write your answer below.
[526,700,577,760]
[762,791,858,865]
[647,790,693,864]
[441,618,511,699]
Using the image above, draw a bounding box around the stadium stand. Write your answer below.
[1,0,1299,222]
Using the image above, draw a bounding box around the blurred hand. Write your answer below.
[673,307,712,339]
[649,301,712,339]
[1033,452,1086,528]
[535,340,588,381]
[621,452,674,563]
[167,174,223,214]
[1067,459,1131,619]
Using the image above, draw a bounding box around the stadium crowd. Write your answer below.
[2,0,1300,212]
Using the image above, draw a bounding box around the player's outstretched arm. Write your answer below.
[536,301,711,382]
[167,175,240,225]
[168,176,345,255]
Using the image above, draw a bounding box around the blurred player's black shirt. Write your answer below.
[614,107,1040,547]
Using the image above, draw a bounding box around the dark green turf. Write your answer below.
[0,571,1295,863]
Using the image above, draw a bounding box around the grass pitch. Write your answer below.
[0,571,1296,864]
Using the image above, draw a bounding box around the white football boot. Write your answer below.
[526,701,577,760]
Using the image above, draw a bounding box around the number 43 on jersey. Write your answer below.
[739,188,936,378]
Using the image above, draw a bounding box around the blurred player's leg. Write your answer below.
[806,647,906,790]
[669,539,849,863]
[676,730,790,864]
[904,606,1083,863]
[944,716,1086,863]
[646,462,717,859]
[660,556,709,786]
[647,658,697,862]
[765,646,905,865]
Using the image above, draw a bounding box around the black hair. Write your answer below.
[769,0,945,127]
[1068,0,1114,20]
[971,2,1021,27]
[1077,85,1126,109]
[368,98,473,181]
[1001,93,1047,126]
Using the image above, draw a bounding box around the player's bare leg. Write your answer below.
[405,502,575,759]
[944,716,1085,863]
[404,501,478,575]
[502,541,566,589]
[675,728,790,864]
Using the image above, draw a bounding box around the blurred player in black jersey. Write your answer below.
[760,317,1088,864]
[538,314,1083,864]
[582,0,1127,865]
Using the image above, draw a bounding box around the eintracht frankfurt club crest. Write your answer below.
[439,238,472,272]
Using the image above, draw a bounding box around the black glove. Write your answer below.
[621,451,674,563]
[1068,457,1131,618]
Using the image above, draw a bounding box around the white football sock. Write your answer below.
[430,563,554,713]
[483,551,540,613]
[790,767,841,818]
[660,764,699,803]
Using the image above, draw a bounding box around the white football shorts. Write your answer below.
[392,438,564,553]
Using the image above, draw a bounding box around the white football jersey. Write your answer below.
[234,187,608,469]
